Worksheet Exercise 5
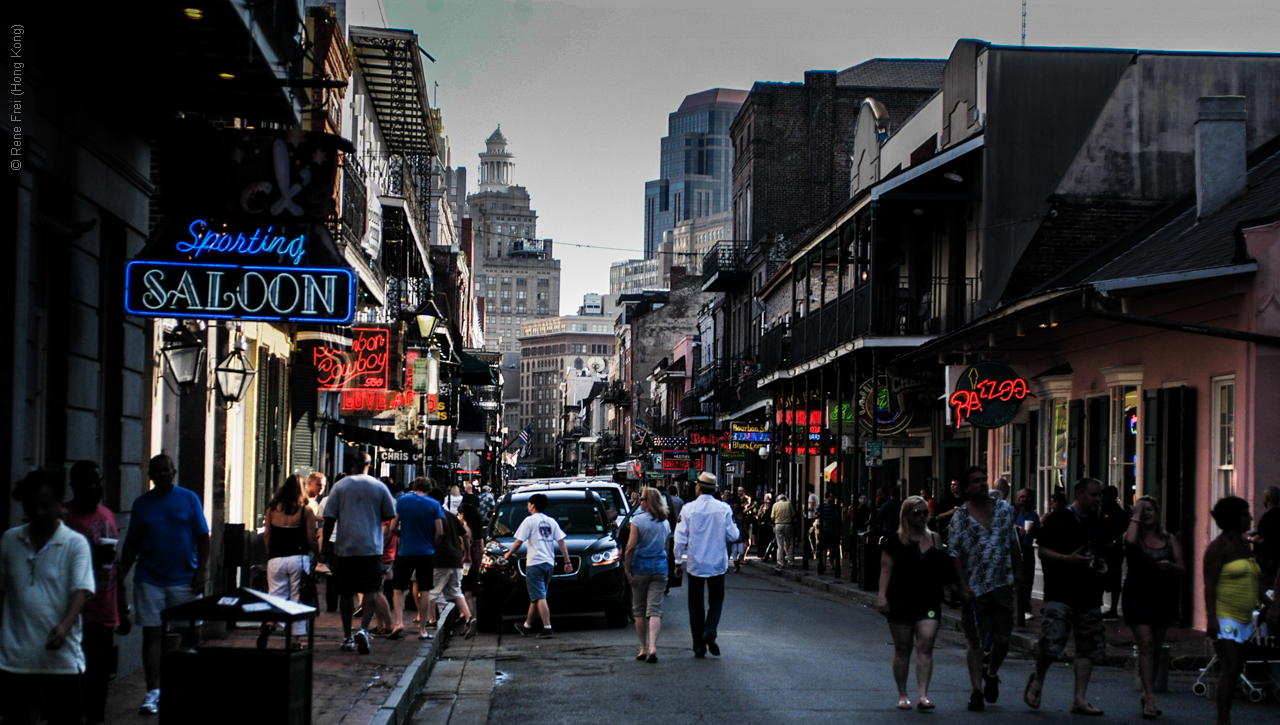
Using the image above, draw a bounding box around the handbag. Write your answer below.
[299,560,319,606]
[667,565,683,589]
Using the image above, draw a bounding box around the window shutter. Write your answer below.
[290,362,316,475]
[1066,399,1085,484]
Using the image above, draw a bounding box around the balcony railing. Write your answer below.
[787,277,981,365]
[701,240,750,291]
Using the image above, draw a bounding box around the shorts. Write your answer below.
[525,562,554,602]
[391,554,433,591]
[630,573,666,618]
[1216,617,1255,643]
[430,567,464,603]
[333,555,384,596]
[887,602,942,624]
[134,580,200,628]
[1039,601,1107,663]
[961,586,1015,642]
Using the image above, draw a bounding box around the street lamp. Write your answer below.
[161,324,206,395]
[215,333,257,406]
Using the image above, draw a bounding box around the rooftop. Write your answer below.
[837,58,947,88]
[678,88,750,112]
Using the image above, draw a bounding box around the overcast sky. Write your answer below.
[383,0,1280,312]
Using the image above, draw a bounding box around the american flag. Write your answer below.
[518,424,533,458]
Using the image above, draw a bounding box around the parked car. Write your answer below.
[524,479,630,521]
[477,488,629,631]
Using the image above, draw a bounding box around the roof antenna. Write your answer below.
[1022,0,1027,46]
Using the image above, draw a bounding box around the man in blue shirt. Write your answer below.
[391,476,443,640]
[119,454,210,716]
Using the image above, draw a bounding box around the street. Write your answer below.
[427,567,1279,725]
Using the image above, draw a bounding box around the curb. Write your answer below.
[368,603,459,725]
[745,560,1135,667]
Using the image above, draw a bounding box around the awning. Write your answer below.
[334,424,415,452]
[425,425,454,444]
[458,350,498,384]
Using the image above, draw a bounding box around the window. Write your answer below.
[501,277,511,285]
[501,305,511,313]
[501,290,511,299]
[537,279,549,288]
[1039,399,1069,495]
[516,291,527,300]
[1108,386,1139,503]
[486,289,496,298]
[536,292,548,300]
[516,278,527,287]
[474,281,484,293]
[486,276,495,285]
[1212,376,1236,511]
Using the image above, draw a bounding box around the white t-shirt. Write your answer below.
[0,522,96,674]
[514,512,566,567]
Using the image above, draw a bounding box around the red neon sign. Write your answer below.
[315,327,391,390]
[949,363,1029,429]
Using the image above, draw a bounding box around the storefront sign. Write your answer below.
[661,450,693,471]
[341,389,415,413]
[315,327,391,390]
[865,439,884,467]
[125,259,354,323]
[652,436,688,448]
[854,375,913,436]
[690,431,729,454]
[381,450,421,463]
[948,362,1029,429]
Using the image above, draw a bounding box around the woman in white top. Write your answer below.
[445,485,463,514]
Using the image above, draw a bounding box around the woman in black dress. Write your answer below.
[878,496,951,710]
[1122,495,1184,719]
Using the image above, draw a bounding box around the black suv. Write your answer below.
[477,489,630,630]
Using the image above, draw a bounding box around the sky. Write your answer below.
[383,0,1280,313]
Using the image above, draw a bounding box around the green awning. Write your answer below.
[458,350,497,384]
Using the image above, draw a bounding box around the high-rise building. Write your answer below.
[643,89,748,259]
[466,126,562,352]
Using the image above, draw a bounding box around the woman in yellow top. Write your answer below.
[1202,496,1264,725]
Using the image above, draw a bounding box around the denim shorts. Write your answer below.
[525,562,554,602]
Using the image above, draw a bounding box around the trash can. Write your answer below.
[858,531,882,591]
[160,588,316,725]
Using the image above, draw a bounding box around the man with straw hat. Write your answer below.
[673,472,738,658]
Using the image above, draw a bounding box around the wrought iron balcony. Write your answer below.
[701,240,750,292]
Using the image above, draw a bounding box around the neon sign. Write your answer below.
[314,328,391,390]
[856,375,912,435]
[661,450,693,471]
[341,389,416,413]
[124,260,354,323]
[175,219,308,266]
[948,362,1029,429]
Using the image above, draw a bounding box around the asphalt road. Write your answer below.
[481,567,1279,725]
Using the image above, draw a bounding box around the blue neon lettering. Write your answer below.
[204,272,236,311]
[268,274,300,314]
[172,271,203,310]
[302,275,337,315]
[237,272,269,313]
[141,269,168,310]
[176,219,308,266]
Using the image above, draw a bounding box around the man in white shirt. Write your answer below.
[674,472,739,658]
[322,451,396,655]
[503,493,572,638]
[0,470,96,725]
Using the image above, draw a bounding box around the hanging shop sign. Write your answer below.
[661,450,700,471]
[652,436,689,448]
[865,439,884,467]
[315,327,393,391]
[781,424,835,456]
[381,450,422,464]
[730,422,771,452]
[948,362,1029,429]
[124,227,355,323]
[689,431,729,454]
[854,375,913,436]
[341,389,416,414]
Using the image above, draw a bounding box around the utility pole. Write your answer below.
[1022,0,1027,46]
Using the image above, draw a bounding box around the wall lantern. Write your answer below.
[162,324,206,395]
[416,313,439,339]
[215,332,257,406]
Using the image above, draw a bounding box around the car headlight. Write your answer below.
[590,547,621,566]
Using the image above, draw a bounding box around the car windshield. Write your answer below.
[586,487,625,513]
[492,498,607,537]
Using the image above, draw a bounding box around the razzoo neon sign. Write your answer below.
[948,362,1029,429]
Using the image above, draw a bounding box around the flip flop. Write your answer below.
[386,628,405,641]
[418,631,433,640]
[917,699,935,711]
[897,699,913,710]
[1024,672,1042,709]
[1070,704,1104,716]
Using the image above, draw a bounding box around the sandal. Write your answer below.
[386,628,405,640]
[1070,704,1104,716]
[1023,672,1042,709]
[897,698,913,710]
[917,698,935,711]
[1141,697,1159,720]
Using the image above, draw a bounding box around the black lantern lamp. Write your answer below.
[161,324,206,395]
[215,331,257,406]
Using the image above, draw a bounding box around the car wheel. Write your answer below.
[605,603,630,628]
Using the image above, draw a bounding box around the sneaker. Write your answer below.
[536,628,554,639]
[139,689,160,715]
[984,672,1000,703]
[968,689,985,712]
[514,621,534,637]
[340,636,356,651]
[354,628,371,655]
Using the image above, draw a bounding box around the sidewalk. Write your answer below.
[101,604,457,725]
[748,554,1212,671]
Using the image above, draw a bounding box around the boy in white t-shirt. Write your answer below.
[502,494,572,638]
